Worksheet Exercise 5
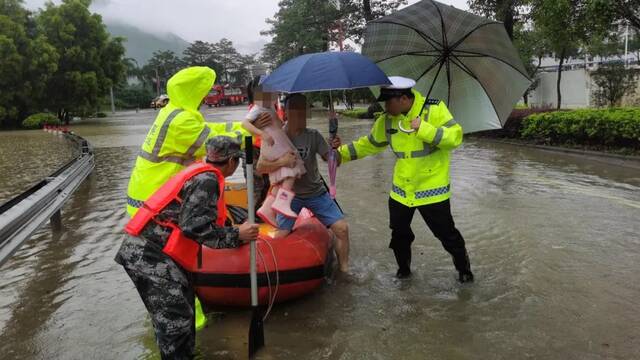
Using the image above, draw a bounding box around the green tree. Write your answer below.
[586,34,624,59]
[513,24,550,104]
[37,0,126,121]
[229,53,258,86]
[141,50,184,95]
[263,0,407,66]
[262,0,341,66]
[183,40,220,69]
[468,0,531,39]
[182,39,257,85]
[123,57,147,87]
[0,0,58,128]
[588,0,640,31]
[532,0,590,109]
[340,0,407,44]
[115,83,154,109]
[591,61,638,107]
[213,38,242,83]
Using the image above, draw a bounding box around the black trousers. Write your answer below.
[388,197,471,274]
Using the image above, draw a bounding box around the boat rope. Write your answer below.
[256,245,272,313]
[256,238,280,321]
[263,239,279,320]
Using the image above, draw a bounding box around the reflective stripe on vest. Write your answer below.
[384,108,438,159]
[368,133,389,147]
[392,184,450,199]
[127,196,144,209]
[138,110,211,166]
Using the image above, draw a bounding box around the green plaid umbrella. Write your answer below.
[363,0,531,133]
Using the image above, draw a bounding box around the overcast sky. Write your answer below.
[24,0,470,54]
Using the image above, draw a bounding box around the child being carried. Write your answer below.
[243,80,305,226]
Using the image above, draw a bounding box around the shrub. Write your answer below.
[21,113,60,129]
[521,108,640,149]
[366,102,383,118]
[115,84,154,109]
[591,62,639,108]
[502,107,557,137]
[474,106,554,138]
[338,108,369,119]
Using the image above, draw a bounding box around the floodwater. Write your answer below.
[0,107,639,359]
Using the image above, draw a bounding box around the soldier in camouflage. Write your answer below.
[115,136,259,360]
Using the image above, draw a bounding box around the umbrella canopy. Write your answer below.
[260,51,391,93]
[362,0,531,133]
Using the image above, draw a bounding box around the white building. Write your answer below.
[528,57,640,108]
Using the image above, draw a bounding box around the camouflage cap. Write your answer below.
[205,136,243,163]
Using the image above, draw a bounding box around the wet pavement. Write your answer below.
[0,107,639,359]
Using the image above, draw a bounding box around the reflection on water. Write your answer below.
[0,107,639,359]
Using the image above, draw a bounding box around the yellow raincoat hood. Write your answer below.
[167,66,216,114]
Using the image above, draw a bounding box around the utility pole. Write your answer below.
[155,67,161,97]
[624,22,630,68]
[110,86,115,114]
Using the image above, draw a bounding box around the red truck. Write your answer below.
[204,85,247,107]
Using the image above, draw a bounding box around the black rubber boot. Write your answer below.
[453,251,474,283]
[458,271,474,283]
[393,247,412,279]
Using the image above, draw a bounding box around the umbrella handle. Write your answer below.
[397,120,416,134]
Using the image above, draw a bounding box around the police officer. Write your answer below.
[335,76,474,282]
[115,137,259,359]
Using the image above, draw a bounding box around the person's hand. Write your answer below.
[262,133,275,146]
[237,222,259,243]
[254,113,271,129]
[411,117,422,130]
[279,151,298,168]
[330,135,342,149]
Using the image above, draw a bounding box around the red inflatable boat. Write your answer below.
[187,210,333,307]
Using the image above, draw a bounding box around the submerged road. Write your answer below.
[0,107,638,359]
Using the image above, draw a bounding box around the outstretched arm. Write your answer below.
[337,114,388,164]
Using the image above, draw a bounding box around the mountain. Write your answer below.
[105,21,189,65]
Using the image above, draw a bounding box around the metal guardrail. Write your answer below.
[0,129,94,267]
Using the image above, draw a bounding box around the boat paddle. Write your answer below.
[245,136,265,357]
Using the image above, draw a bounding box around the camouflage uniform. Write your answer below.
[115,172,240,360]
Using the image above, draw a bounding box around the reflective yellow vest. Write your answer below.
[338,89,462,207]
[126,66,248,216]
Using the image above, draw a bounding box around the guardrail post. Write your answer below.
[50,210,62,231]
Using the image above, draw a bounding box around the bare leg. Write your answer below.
[281,177,295,191]
[329,220,350,273]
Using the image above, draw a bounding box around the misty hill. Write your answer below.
[106,21,189,65]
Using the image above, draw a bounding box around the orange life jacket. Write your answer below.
[124,161,227,270]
